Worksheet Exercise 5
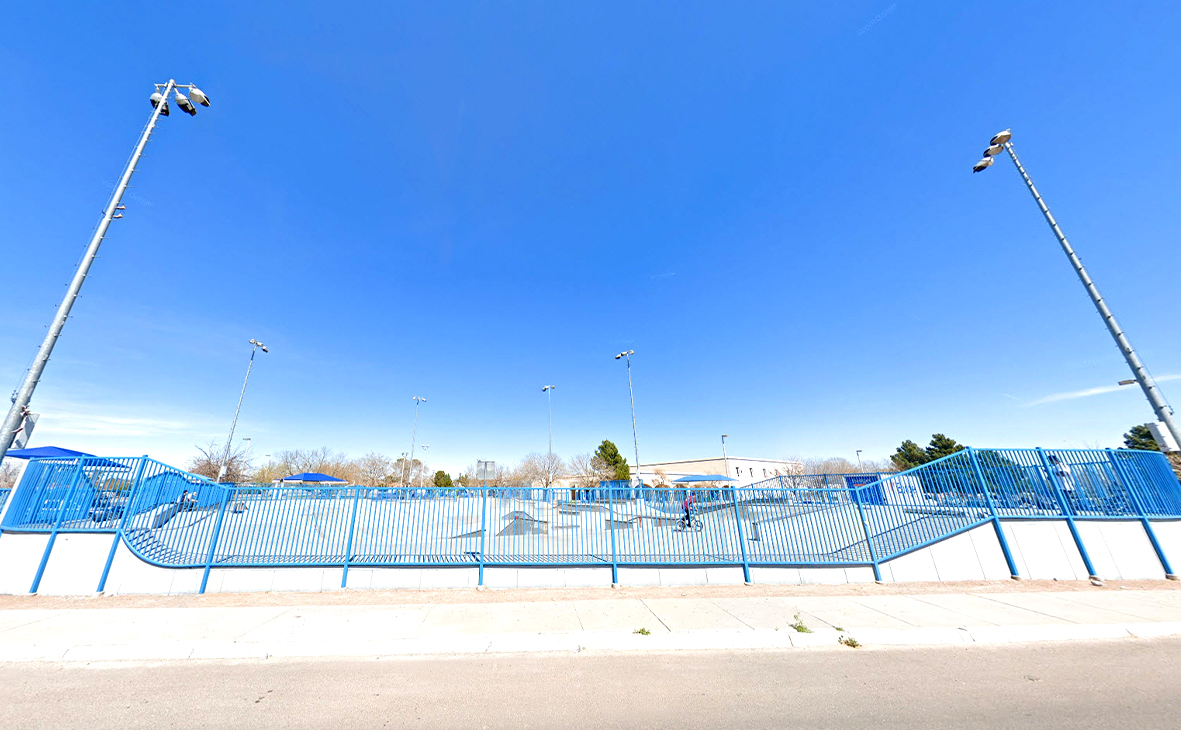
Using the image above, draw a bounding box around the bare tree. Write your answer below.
[568,452,612,491]
[517,452,566,490]
[355,452,395,487]
[0,460,22,489]
[787,456,895,476]
[189,440,252,483]
[393,457,431,487]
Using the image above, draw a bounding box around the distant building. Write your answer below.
[635,457,802,487]
[544,456,802,497]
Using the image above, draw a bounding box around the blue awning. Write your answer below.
[5,446,94,459]
[672,475,737,483]
[282,472,347,483]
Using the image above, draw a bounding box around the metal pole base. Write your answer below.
[1166,574,1179,581]
[475,585,487,591]
[611,583,621,589]
[744,582,754,587]
[1010,575,1023,581]
[1089,576,1105,587]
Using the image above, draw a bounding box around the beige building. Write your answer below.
[634,457,802,487]
[546,456,803,496]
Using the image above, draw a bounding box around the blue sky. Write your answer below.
[2,2,1180,475]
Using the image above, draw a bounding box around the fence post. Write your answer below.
[340,485,364,589]
[609,486,619,586]
[97,456,148,593]
[199,487,231,594]
[850,478,882,582]
[1036,447,1100,582]
[730,483,752,584]
[30,457,88,594]
[1105,448,1177,580]
[967,448,1020,580]
[478,484,488,587]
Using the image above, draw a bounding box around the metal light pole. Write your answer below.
[217,339,268,482]
[974,130,1181,451]
[405,396,426,487]
[242,438,253,482]
[419,444,429,489]
[0,79,212,464]
[542,385,556,490]
[855,450,863,471]
[721,434,731,479]
[614,351,641,484]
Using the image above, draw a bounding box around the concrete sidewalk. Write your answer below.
[2,583,1180,662]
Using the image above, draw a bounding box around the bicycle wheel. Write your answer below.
[692,517,704,532]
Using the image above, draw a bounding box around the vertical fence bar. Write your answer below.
[97,456,148,593]
[730,483,752,584]
[608,486,619,585]
[1036,447,1100,582]
[340,485,364,588]
[968,448,1020,580]
[845,474,882,581]
[1106,449,1178,579]
[29,458,87,593]
[199,487,231,594]
[478,484,487,587]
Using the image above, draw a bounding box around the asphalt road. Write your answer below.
[3,638,1178,729]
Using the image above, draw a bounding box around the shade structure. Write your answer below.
[5,446,95,459]
[671,475,737,483]
[281,472,347,483]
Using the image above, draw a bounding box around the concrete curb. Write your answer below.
[4,622,1180,663]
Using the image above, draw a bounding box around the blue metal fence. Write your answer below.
[3,448,1179,592]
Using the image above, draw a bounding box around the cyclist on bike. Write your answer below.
[683,492,697,528]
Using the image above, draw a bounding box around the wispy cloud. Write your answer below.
[1025,374,1181,407]
[31,400,210,438]
[649,272,677,280]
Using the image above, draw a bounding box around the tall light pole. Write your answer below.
[615,350,641,484]
[419,444,429,489]
[242,437,253,482]
[855,450,863,472]
[974,129,1181,451]
[217,339,268,482]
[405,396,426,487]
[542,385,557,490]
[0,79,212,464]
[721,434,731,480]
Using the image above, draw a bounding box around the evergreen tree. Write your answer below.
[1123,424,1161,451]
[891,440,929,470]
[926,434,966,461]
[433,470,454,489]
[594,439,631,480]
[891,434,967,471]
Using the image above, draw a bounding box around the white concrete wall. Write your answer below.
[37,533,115,596]
[1149,520,1181,575]
[0,532,49,595]
[881,524,1013,583]
[748,567,876,585]
[1075,521,1166,580]
[4,519,1179,595]
[103,541,204,595]
[1001,521,1089,580]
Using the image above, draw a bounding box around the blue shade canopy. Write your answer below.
[282,472,346,483]
[672,475,737,483]
[5,446,95,459]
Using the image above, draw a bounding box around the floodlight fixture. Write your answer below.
[990,129,1012,145]
[189,86,211,106]
[175,91,197,116]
